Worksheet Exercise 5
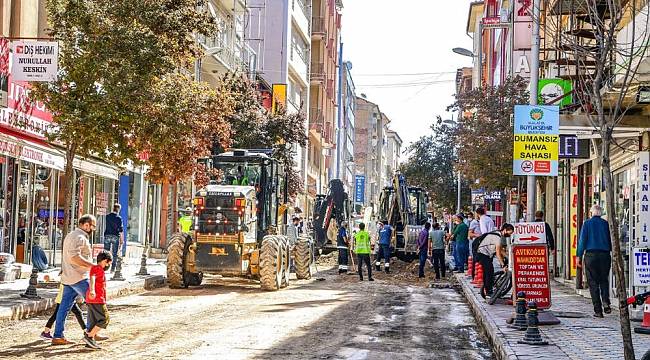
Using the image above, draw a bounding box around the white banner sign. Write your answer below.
[11,41,58,82]
[634,248,650,286]
[512,222,547,245]
[638,152,650,246]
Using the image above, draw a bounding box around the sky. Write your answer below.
[341,0,475,150]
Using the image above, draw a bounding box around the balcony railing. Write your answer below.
[310,63,325,83]
[312,17,326,36]
[293,0,310,20]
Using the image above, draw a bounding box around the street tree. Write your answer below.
[219,73,308,198]
[30,0,219,233]
[447,76,529,191]
[401,117,470,213]
[545,2,650,358]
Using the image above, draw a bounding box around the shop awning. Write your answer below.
[0,133,65,171]
[72,157,120,180]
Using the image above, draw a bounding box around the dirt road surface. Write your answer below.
[0,264,494,360]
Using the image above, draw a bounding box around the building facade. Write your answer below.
[461,0,650,309]
[332,59,355,193]
[308,0,342,200]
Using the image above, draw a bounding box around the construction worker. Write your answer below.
[375,220,392,273]
[178,207,193,233]
[337,222,350,274]
[354,222,373,281]
[231,166,249,186]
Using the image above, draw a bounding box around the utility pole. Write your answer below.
[526,0,540,221]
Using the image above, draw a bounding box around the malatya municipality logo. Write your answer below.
[529,108,544,121]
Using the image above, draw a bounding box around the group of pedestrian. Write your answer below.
[41,214,114,350]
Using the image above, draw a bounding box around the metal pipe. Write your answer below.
[526,0,541,221]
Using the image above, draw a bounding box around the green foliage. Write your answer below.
[32,0,218,164]
[219,73,307,198]
[401,117,470,212]
[447,76,529,190]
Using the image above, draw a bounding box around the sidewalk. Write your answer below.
[0,259,166,322]
[456,273,650,360]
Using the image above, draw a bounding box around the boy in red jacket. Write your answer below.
[83,250,112,349]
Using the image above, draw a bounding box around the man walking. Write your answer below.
[430,223,446,279]
[104,204,123,272]
[450,214,469,273]
[577,204,612,317]
[354,222,373,281]
[475,223,514,299]
[417,223,431,279]
[52,214,96,345]
[337,222,349,274]
[376,220,392,273]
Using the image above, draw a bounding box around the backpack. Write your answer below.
[472,231,501,256]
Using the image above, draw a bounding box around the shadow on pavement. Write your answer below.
[0,340,94,358]
[259,298,347,313]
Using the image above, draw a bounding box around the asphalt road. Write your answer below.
[0,267,494,360]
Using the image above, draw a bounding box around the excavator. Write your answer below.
[312,179,351,252]
[378,172,429,261]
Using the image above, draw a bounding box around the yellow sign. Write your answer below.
[271,83,287,114]
[513,134,559,161]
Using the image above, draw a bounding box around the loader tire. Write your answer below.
[294,238,312,280]
[260,236,282,291]
[167,233,189,289]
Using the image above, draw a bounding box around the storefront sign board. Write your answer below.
[634,247,650,286]
[638,152,650,246]
[512,244,551,309]
[11,41,58,82]
[512,221,547,245]
[513,105,560,176]
[570,171,579,277]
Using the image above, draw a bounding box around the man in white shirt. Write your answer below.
[468,212,481,259]
[476,207,495,235]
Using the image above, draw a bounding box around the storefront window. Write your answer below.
[127,172,142,244]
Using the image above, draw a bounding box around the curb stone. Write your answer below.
[0,275,166,323]
[455,273,518,360]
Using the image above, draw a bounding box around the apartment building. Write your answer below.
[332,59,355,193]
[308,0,342,198]
[354,96,390,211]
[385,130,402,183]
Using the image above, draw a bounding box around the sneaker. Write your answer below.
[593,312,604,318]
[359,277,364,281]
[369,278,375,281]
[604,305,612,314]
[51,338,73,346]
[83,335,101,349]
[94,334,109,341]
[40,331,53,340]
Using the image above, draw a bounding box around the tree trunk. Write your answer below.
[62,142,78,237]
[601,132,635,360]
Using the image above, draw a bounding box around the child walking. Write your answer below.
[83,250,112,349]
[41,283,86,339]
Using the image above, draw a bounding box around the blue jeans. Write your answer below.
[104,235,120,271]
[418,250,428,277]
[454,242,469,272]
[53,279,89,338]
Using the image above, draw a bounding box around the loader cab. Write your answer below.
[210,150,287,241]
[408,187,429,226]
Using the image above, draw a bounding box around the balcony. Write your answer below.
[310,63,325,84]
[291,0,310,40]
[197,33,245,73]
[312,17,326,39]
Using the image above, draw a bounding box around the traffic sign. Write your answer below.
[512,222,547,245]
[512,105,560,176]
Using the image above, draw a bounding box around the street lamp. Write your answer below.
[452,47,474,57]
